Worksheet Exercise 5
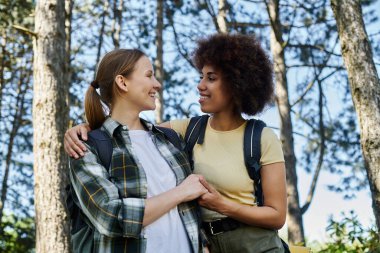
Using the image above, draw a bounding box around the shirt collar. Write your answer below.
[101,117,157,136]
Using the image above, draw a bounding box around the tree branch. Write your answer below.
[12,25,37,37]
[287,43,341,57]
[198,0,221,32]
[301,52,325,214]
[291,37,340,107]
[167,12,196,69]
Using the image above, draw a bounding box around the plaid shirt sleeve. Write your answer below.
[69,143,145,238]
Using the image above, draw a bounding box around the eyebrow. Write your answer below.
[200,71,217,75]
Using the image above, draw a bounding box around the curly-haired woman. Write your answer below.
[65,33,287,253]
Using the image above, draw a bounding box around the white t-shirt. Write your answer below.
[129,130,191,253]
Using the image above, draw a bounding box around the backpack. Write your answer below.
[65,126,184,237]
[184,115,290,253]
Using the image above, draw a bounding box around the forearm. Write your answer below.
[198,163,287,230]
[144,174,209,226]
[142,186,184,227]
[217,198,286,230]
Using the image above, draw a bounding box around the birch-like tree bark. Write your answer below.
[331,0,380,235]
[154,0,164,124]
[265,0,305,244]
[33,0,70,251]
[0,33,7,135]
[203,0,228,33]
[111,0,123,48]
[217,0,228,33]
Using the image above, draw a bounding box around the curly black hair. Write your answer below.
[192,33,274,116]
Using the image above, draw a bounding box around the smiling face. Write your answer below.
[197,65,234,114]
[121,56,161,111]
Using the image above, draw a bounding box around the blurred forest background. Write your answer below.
[0,0,379,252]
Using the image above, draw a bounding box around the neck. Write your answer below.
[111,102,145,130]
[210,111,245,131]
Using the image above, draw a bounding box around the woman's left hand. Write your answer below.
[198,178,225,212]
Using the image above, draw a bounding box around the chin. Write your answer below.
[141,105,156,112]
[200,106,213,114]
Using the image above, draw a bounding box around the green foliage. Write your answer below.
[0,0,34,30]
[0,214,35,253]
[319,211,380,253]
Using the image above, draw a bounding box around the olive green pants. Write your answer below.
[208,226,284,253]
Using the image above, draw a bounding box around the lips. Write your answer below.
[199,94,210,103]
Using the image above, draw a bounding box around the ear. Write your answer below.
[115,75,128,92]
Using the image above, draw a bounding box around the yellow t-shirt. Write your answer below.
[170,117,285,221]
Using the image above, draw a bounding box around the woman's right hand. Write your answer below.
[64,123,91,158]
[177,174,209,202]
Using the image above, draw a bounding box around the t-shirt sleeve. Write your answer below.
[260,127,285,166]
[169,118,191,138]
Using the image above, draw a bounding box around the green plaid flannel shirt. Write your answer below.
[69,117,204,253]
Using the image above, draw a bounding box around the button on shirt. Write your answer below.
[129,130,192,253]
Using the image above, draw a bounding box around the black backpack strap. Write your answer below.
[184,115,209,151]
[155,126,182,150]
[87,129,113,171]
[183,115,209,169]
[244,119,266,206]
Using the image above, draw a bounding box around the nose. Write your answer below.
[197,78,206,91]
[154,78,162,90]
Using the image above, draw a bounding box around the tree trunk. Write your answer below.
[0,32,7,139]
[65,0,73,88]
[111,0,123,48]
[203,0,228,33]
[331,0,380,235]
[95,0,109,77]
[154,0,164,124]
[33,0,70,252]
[217,0,228,33]
[266,0,305,244]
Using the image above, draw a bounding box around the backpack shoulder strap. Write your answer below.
[183,115,209,170]
[244,119,266,206]
[184,115,209,151]
[87,129,113,171]
[155,126,182,150]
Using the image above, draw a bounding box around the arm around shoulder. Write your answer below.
[64,123,92,158]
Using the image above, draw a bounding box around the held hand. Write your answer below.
[198,177,224,212]
[64,123,91,158]
[177,174,209,202]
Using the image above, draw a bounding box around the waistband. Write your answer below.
[202,217,244,236]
